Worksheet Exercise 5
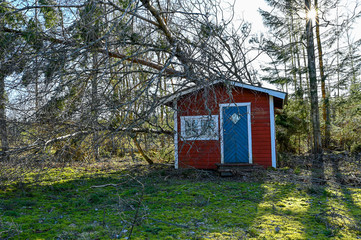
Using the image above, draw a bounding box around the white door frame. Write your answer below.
[219,102,253,164]
[269,96,277,168]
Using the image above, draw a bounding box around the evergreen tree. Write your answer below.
[0,0,260,162]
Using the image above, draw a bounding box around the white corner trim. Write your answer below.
[174,100,178,169]
[248,105,253,164]
[269,96,277,168]
[219,102,252,164]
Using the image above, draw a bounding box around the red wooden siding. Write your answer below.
[177,84,273,169]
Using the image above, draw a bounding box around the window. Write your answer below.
[180,115,219,140]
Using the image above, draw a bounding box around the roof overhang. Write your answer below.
[161,80,287,108]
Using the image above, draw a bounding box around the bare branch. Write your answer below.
[8,4,86,14]
[1,27,181,76]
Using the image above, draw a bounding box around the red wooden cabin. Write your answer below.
[162,80,287,169]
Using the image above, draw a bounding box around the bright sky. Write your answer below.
[233,0,268,33]
[233,0,361,36]
[230,0,361,90]
[231,0,272,87]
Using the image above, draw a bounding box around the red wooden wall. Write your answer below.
[176,84,272,169]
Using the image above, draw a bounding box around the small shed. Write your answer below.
[162,80,287,169]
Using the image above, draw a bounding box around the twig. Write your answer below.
[128,179,145,240]
[90,174,134,188]
[91,183,122,188]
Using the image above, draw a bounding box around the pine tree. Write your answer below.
[305,0,322,155]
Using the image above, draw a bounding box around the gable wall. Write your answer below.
[176,84,272,169]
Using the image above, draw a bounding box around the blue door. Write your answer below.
[222,106,249,163]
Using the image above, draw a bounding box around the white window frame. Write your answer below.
[180,115,219,140]
[219,103,252,164]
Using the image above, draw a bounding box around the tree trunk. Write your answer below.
[302,43,311,102]
[132,134,153,165]
[91,52,99,160]
[346,30,357,85]
[292,15,304,99]
[0,74,9,161]
[35,0,39,117]
[287,5,297,94]
[295,41,304,98]
[305,0,322,155]
[336,6,340,97]
[315,0,331,148]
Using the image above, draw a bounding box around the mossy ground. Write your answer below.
[1,157,361,239]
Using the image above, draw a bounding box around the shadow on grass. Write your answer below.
[332,156,361,234]
[0,164,268,239]
[303,154,361,239]
[7,158,360,240]
[131,166,268,239]
[248,182,302,239]
[302,153,336,238]
[0,171,131,239]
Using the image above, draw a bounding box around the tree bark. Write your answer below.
[140,0,192,74]
[295,41,303,98]
[315,0,330,148]
[305,0,322,155]
[0,74,9,161]
[91,52,99,160]
[287,2,297,93]
[294,19,304,98]
[132,134,153,165]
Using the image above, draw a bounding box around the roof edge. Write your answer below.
[161,80,287,106]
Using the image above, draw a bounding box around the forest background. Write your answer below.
[1,0,361,239]
[0,0,360,170]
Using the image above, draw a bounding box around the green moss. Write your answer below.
[4,210,20,217]
[1,164,361,239]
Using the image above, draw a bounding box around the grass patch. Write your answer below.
[1,158,361,239]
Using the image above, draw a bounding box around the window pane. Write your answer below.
[181,115,218,140]
[201,118,216,137]
[185,119,198,137]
